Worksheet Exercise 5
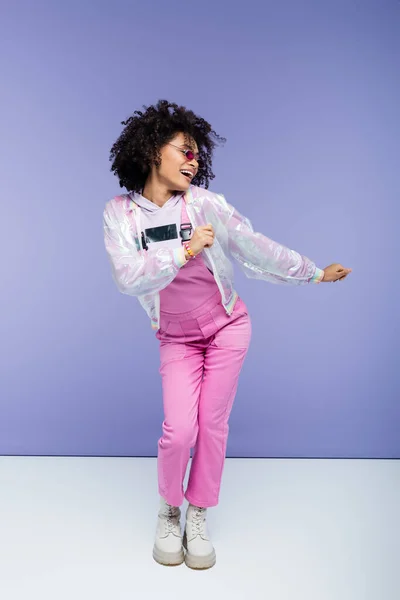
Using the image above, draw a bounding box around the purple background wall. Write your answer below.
[0,0,398,457]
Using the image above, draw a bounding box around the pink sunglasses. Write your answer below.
[168,143,202,165]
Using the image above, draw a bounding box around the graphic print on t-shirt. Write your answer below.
[132,193,188,251]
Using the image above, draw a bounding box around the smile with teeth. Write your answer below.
[180,170,193,179]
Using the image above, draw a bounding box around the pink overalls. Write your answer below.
[155,200,252,508]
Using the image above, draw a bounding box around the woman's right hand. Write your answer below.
[187,224,215,256]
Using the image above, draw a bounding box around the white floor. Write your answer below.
[0,457,398,600]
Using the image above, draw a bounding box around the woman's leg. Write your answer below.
[185,309,252,507]
[157,340,205,507]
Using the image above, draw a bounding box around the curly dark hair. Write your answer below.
[109,100,226,192]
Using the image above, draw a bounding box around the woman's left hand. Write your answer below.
[322,263,352,282]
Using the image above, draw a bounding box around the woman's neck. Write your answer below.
[142,176,175,207]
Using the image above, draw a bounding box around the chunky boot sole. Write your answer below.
[182,531,216,570]
[152,543,184,567]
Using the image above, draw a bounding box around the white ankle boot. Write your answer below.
[183,504,216,569]
[152,497,184,566]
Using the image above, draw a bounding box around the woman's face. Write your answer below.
[152,132,199,192]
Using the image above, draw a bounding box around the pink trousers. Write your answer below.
[156,291,251,508]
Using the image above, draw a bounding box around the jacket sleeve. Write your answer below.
[103,199,187,297]
[212,194,324,285]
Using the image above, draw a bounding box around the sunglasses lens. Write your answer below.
[185,150,194,160]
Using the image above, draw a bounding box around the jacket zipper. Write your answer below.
[185,202,227,310]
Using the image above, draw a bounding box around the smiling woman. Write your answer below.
[103,98,351,572]
[109,99,226,201]
[142,132,200,206]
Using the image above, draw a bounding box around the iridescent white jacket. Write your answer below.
[103,184,325,330]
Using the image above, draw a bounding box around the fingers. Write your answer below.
[192,225,215,252]
[202,233,214,247]
[202,225,214,235]
[338,266,352,273]
[197,232,214,243]
[337,270,351,281]
[197,225,214,240]
[336,266,352,281]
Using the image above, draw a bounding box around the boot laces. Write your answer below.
[191,507,206,536]
[164,503,179,534]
